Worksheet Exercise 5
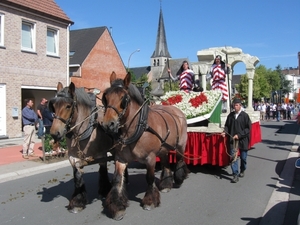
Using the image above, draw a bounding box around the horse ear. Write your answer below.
[110,71,117,85]
[124,72,131,89]
[57,82,63,92]
[69,82,76,97]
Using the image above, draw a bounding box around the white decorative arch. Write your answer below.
[192,46,259,112]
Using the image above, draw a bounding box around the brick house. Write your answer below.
[0,0,73,138]
[69,27,126,103]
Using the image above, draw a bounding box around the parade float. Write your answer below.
[156,89,261,167]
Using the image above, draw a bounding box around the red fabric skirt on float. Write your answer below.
[156,121,262,167]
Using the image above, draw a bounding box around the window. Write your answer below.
[69,51,75,57]
[21,21,36,51]
[47,28,59,56]
[0,13,4,46]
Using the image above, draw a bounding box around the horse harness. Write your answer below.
[52,91,99,142]
[112,99,180,152]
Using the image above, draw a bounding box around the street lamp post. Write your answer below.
[127,49,140,72]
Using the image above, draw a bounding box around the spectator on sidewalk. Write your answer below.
[282,102,287,120]
[287,104,292,120]
[221,98,252,183]
[36,98,47,138]
[272,103,277,120]
[42,103,53,134]
[277,103,282,121]
[22,99,38,159]
[260,102,266,121]
[266,103,271,121]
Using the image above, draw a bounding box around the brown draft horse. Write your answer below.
[49,82,114,213]
[101,72,189,220]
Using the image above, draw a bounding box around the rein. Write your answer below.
[53,91,103,142]
[206,122,238,163]
[68,106,103,139]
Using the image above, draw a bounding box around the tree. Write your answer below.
[127,69,137,82]
[275,65,292,95]
[235,74,248,100]
[255,65,271,99]
[164,80,179,92]
[134,73,152,101]
[235,65,280,102]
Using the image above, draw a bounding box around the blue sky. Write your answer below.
[55,0,300,75]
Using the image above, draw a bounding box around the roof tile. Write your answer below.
[3,0,73,24]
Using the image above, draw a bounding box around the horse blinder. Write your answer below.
[121,94,130,109]
[102,93,107,108]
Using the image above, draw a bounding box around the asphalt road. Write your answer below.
[0,120,300,225]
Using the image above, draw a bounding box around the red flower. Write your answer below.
[188,93,208,108]
[162,94,183,105]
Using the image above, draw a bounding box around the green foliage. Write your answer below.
[133,73,152,101]
[43,134,66,152]
[164,80,179,92]
[127,69,137,82]
[235,75,249,100]
[235,64,292,102]
[255,66,271,98]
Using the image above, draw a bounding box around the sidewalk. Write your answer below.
[0,136,43,166]
[0,135,69,183]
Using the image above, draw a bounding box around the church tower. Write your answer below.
[150,4,171,84]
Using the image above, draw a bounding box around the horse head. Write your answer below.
[49,82,77,142]
[101,72,132,134]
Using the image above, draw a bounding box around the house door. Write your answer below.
[0,84,6,137]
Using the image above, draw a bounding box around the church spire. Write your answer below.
[151,5,171,58]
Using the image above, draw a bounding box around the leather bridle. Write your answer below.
[51,93,77,136]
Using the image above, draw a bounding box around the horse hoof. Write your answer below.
[113,210,126,221]
[143,204,154,211]
[68,207,83,214]
[160,188,171,193]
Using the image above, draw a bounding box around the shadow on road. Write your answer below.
[241,200,300,225]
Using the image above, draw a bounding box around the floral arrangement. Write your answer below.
[157,90,222,119]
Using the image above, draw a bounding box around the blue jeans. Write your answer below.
[37,118,44,137]
[277,111,280,121]
[230,149,247,175]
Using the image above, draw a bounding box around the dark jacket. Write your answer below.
[224,111,252,150]
[42,108,53,127]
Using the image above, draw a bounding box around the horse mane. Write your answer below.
[57,86,93,108]
[110,78,144,106]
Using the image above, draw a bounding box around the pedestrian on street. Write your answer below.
[221,98,252,183]
[22,98,38,159]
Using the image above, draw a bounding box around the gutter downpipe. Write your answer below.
[66,23,71,86]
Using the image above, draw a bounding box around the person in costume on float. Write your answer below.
[210,55,230,112]
[221,98,252,183]
[168,60,201,93]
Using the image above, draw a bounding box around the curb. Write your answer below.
[259,125,300,225]
[0,160,70,184]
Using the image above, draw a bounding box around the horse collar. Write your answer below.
[118,103,149,145]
